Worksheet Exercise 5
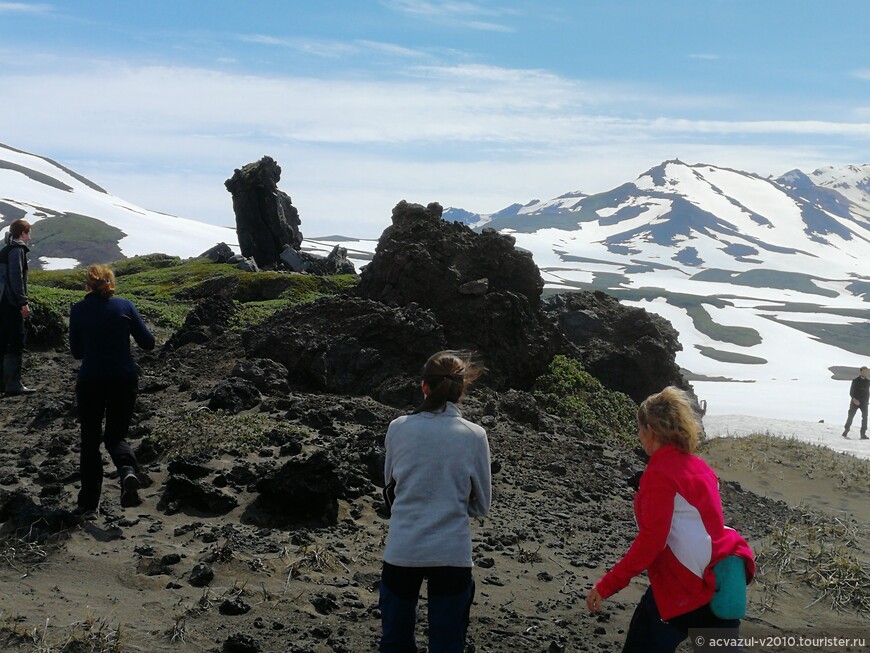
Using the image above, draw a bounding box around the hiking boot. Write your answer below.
[842,431,849,438]
[120,470,141,508]
[76,496,101,520]
[861,434,869,440]
[3,353,35,395]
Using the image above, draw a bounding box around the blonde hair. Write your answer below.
[85,264,116,298]
[413,350,483,414]
[637,386,701,454]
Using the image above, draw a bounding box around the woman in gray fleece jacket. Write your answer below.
[379,350,492,653]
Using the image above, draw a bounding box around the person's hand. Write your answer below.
[20,305,31,319]
[854,398,861,406]
[586,586,603,613]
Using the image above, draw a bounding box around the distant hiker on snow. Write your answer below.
[69,264,155,513]
[586,386,755,653]
[379,350,492,653]
[0,219,35,395]
[842,365,869,440]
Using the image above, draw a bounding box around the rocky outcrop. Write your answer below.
[355,200,565,390]
[242,296,446,405]
[164,295,238,350]
[543,290,690,403]
[225,156,303,269]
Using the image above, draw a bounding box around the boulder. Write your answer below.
[231,358,290,395]
[225,156,303,269]
[200,242,235,263]
[253,450,344,526]
[242,296,446,404]
[164,295,238,351]
[160,475,239,515]
[355,200,564,389]
[208,377,261,413]
[543,290,690,404]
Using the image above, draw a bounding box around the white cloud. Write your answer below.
[380,0,517,31]
[0,2,52,13]
[237,34,357,58]
[2,51,868,237]
[852,69,870,80]
[689,53,720,60]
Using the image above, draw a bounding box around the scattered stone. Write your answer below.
[219,598,251,616]
[223,633,261,653]
[189,562,215,587]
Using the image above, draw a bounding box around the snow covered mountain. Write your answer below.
[0,142,236,269]
[320,160,870,426]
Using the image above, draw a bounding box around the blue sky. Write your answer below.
[1,0,868,236]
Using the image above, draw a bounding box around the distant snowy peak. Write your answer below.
[458,159,870,274]
[0,142,236,269]
[807,163,870,218]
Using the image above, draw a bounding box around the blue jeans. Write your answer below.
[379,563,474,653]
[622,587,741,653]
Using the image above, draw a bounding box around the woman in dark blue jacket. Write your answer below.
[69,264,155,511]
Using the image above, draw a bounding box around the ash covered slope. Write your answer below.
[0,142,236,269]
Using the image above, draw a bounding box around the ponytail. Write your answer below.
[413,350,482,414]
[85,264,116,298]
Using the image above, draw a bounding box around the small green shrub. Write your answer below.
[149,411,289,458]
[27,286,85,319]
[534,355,637,446]
[112,253,183,276]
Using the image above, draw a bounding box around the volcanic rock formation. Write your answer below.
[225,156,303,268]
[355,200,566,390]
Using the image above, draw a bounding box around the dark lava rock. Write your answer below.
[208,377,261,413]
[253,450,344,526]
[543,290,690,404]
[137,558,172,577]
[29,398,74,430]
[224,633,261,653]
[231,358,290,395]
[189,562,215,587]
[161,553,182,565]
[225,155,302,269]
[201,242,235,263]
[498,389,541,426]
[281,244,356,275]
[243,296,445,404]
[310,592,339,615]
[161,475,239,515]
[0,491,77,541]
[355,200,565,390]
[219,598,251,616]
[164,295,238,351]
[167,457,214,480]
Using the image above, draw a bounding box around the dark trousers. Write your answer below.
[622,587,741,653]
[379,562,475,653]
[0,301,24,356]
[76,378,139,510]
[844,401,868,436]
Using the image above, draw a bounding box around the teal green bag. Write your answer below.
[710,555,747,620]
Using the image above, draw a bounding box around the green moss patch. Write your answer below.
[534,355,637,447]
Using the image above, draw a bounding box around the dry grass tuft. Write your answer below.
[1,611,125,653]
[754,512,870,615]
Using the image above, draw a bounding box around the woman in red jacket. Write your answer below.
[586,386,754,653]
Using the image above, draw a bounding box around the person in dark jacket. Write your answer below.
[842,366,869,440]
[0,219,35,395]
[69,264,155,512]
